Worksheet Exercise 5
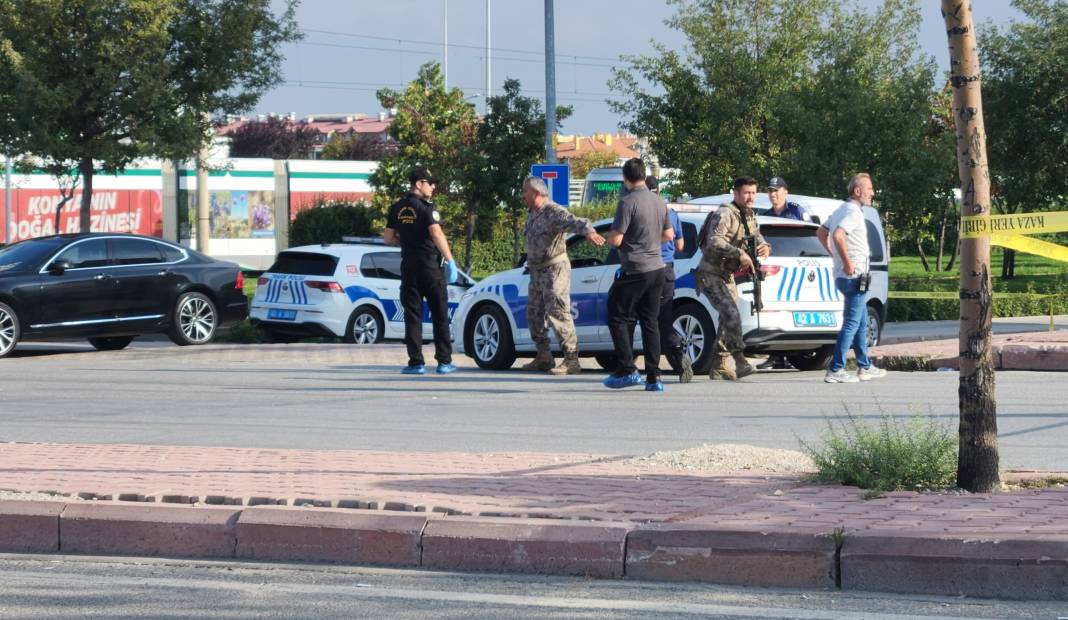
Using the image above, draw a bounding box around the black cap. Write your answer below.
[409,166,439,185]
[768,176,787,189]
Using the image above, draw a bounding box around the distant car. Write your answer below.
[0,233,248,358]
[581,167,624,206]
[249,240,475,343]
[453,207,886,373]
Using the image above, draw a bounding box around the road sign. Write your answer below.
[531,163,570,207]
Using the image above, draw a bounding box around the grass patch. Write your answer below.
[799,411,957,493]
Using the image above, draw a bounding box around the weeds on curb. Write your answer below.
[798,407,957,493]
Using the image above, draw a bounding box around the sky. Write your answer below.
[256,1,1026,135]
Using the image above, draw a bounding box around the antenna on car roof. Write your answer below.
[340,236,386,245]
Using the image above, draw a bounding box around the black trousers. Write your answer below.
[658,264,683,358]
[400,257,452,366]
[607,267,664,381]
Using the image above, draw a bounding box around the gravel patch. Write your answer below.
[627,443,815,473]
[0,489,81,502]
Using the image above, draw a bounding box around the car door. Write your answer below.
[36,238,115,329]
[108,237,175,324]
[357,251,405,334]
[565,223,616,343]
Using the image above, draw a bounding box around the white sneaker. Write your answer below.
[824,369,859,383]
[857,366,887,381]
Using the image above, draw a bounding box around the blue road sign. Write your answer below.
[531,164,571,207]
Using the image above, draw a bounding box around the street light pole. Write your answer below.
[544,0,557,163]
[443,0,448,88]
[485,0,491,114]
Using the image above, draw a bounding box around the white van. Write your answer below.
[581,167,624,206]
[687,193,889,347]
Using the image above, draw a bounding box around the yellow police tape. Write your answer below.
[961,211,1068,238]
[991,233,1068,264]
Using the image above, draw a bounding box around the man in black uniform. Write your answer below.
[383,167,459,375]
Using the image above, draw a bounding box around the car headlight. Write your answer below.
[461,291,475,300]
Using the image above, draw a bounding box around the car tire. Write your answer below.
[88,336,135,351]
[593,352,620,372]
[0,301,21,359]
[168,292,217,346]
[466,304,516,370]
[673,302,716,374]
[866,304,883,347]
[786,345,834,372]
[344,306,384,344]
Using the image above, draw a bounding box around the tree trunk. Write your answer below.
[946,235,960,272]
[936,199,949,271]
[1001,248,1015,279]
[916,240,931,272]
[78,159,94,233]
[943,0,999,493]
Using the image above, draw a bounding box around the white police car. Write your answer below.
[452,198,889,373]
[249,239,474,343]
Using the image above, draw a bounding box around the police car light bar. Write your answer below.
[340,236,386,245]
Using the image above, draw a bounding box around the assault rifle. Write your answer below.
[743,235,764,315]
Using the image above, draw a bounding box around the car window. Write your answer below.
[676,222,698,260]
[0,238,66,273]
[268,251,339,276]
[866,220,885,262]
[583,180,623,205]
[760,225,830,258]
[159,243,185,263]
[568,223,616,268]
[55,239,110,269]
[363,251,402,280]
[111,238,165,265]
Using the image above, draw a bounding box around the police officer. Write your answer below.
[647,175,692,383]
[383,167,458,375]
[758,176,806,371]
[695,176,770,381]
[520,175,605,375]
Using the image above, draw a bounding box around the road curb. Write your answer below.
[3,499,1068,600]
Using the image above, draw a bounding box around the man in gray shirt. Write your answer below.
[603,158,674,391]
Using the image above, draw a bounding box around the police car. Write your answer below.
[452,195,889,373]
[249,239,474,343]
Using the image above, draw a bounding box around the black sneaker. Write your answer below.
[757,355,791,370]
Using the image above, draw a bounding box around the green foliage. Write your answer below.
[567,150,619,179]
[0,0,301,230]
[800,412,958,492]
[320,132,399,161]
[226,117,320,159]
[288,199,382,247]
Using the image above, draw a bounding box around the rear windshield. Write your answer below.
[0,238,66,273]
[268,251,339,276]
[760,225,829,258]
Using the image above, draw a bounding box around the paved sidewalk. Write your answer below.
[870,330,1068,371]
[1,442,1066,599]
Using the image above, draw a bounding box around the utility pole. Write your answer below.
[443,0,448,88]
[941,0,998,492]
[544,0,557,163]
[4,154,12,244]
[196,142,211,255]
[485,0,491,114]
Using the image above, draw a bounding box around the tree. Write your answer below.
[320,131,399,161]
[566,149,618,180]
[227,116,320,159]
[942,0,999,493]
[475,78,571,267]
[980,0,1068,278]
[0,0,301,232]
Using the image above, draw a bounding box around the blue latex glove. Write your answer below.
[614,267,623,281]
[444,259,459,284]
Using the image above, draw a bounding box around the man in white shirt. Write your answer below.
[817,173,887,383]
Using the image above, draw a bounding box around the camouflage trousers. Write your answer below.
[527,260,578,356]
[697,271,743,355]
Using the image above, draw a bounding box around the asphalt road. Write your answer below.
[1,555,1064,619]
[1,339,1064,470]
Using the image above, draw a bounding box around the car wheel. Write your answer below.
[466,304,516,370]
[88,336,135,351]
[786,345,834,372]
[344,306,384,344]
[0,302,21,359]
[673,302,716,374]
[866,304,883,347]
[168,292,217,346]
[593,352,620,372]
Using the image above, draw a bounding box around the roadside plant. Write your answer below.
[799,409,957,492]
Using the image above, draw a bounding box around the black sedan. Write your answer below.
[0,233,248,358]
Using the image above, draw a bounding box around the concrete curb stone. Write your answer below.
[625,525,838,589]
[840,532,1068,600]
[0,501,65,553]
[60,502,241,558]
[422,516,629,578]
[235,506,426,566]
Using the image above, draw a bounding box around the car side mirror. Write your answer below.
[48,259,73,275]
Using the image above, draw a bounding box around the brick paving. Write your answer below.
[2,441,1066,540]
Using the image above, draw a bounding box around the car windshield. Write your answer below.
[0,238,66,273]
[760,225,830,258]
[583,180,623,205]
[268,251,339,276]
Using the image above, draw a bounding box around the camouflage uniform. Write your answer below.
[523,202,595,372]
[695,201,769,379]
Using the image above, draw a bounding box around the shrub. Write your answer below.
[289,200,382,247]
[799,411,957,492]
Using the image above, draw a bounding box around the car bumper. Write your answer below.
[249,318,339,338]
[249,304,348,337]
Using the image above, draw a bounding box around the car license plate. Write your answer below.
[267,309,297,321]
[793,311,836,327]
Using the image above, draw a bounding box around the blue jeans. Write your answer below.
[829,277,871,373]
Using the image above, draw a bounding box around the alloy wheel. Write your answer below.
[179,296,216,344]
[473,313,500,362]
